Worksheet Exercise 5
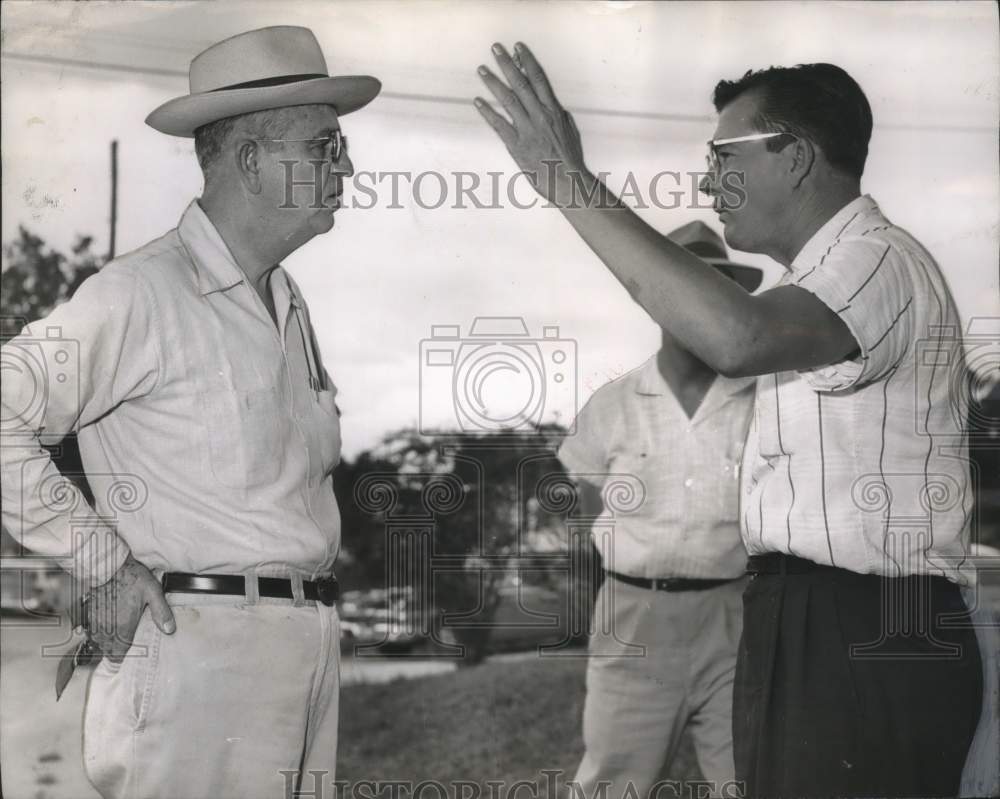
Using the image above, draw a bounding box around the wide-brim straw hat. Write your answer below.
[146,26,381,137]
[666,221,764,292]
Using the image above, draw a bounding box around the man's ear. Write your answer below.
[235,139,263,194]
[788,138,816,188]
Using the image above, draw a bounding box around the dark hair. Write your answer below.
[712,63,873,179]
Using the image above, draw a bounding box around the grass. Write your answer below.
[338,655,701,790]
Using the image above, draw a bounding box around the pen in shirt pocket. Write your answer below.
[292,305,327,395]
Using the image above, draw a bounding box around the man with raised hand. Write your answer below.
[475,43,981,798]
[1,26,379,799]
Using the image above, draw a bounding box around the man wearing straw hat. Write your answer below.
[558,221,761,798]
[1,26,379,798]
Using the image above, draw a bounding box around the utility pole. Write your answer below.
[108,139,118,260]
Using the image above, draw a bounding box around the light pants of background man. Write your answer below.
[83,582,340,799]
[573,577,746,799]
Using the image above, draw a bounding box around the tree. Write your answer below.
[1,227,103,337]
[343,424,599,665]
[1,227,106,536]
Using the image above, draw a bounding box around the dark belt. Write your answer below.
[608,570,736,592]
[161,572,339,606]
[746,553,830,575]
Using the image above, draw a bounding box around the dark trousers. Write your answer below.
[733,556,983,798]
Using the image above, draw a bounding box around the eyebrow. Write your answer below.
[309,126,341,139]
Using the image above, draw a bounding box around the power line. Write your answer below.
[2,50,995,134]
[0,51,707,123]
[3,51,188,80]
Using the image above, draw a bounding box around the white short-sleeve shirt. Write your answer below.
[741,195,973,582]
[558,355,755,580]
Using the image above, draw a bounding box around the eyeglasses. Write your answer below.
[705,131,792,174]
[256,130,348,164]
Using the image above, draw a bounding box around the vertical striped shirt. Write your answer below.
[741,195,972,582]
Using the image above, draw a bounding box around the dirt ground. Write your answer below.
[1,615,100,799]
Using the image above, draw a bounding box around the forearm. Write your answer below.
[560,171,762,375]
[476,43,857,377]
[1,438,131,587]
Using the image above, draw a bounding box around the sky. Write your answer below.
[2,0,998,458]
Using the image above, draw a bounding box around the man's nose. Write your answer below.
[331,151,354,179]
[698,171,717,198]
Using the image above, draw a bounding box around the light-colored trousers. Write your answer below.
[573,577,746,799]
[83,589,340,799]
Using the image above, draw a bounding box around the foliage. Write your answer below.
[0,228,106,536]
[335,424,598,664]
[1,227,104,337]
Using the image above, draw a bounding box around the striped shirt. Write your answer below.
[741,195,972,582]
[559,355,755,579]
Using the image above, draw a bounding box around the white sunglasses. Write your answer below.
[705,131,793,173]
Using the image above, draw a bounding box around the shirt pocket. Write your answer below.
[311,387,342,474]
[200,385,283,489]
[603,452,654,516]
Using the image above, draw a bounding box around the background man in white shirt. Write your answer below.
[1,26,379,799]
[559,222,759,798]
[476,45,981,798]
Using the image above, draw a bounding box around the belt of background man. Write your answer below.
[161,572,340,606]
[607,570,736,592]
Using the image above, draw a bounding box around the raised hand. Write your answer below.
[475,42,588,206]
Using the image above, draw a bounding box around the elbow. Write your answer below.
[711,318,764,378]
[714,351,755,379]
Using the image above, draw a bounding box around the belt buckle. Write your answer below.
[315,576,339,606]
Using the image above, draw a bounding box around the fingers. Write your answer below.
[477,63,529,129]
[488,43,546,119]
[473,97,517,149]
[510,42,561,112]
[145,579,176,635]
[85,591,129,661]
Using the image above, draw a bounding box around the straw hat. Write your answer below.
[146,26,381,137]
[667,221,763,292]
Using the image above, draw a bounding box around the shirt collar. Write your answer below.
[636,354,669,396]
[178,200,248,296]
[270,267,302,311]
[791,194,879,273]
[635,353,755,403]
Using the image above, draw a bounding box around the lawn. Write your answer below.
[338,654,701,791]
